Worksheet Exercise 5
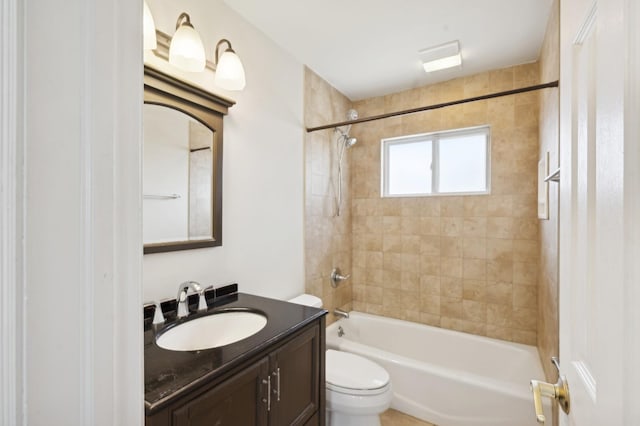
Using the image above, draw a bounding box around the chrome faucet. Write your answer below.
[176,280,206,318]
[334,309,349,319]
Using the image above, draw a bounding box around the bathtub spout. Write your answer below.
[334,309,349,319]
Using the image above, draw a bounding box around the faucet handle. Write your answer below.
[197,293,207,311]
[152,302,165,325]
[330,268,351,288]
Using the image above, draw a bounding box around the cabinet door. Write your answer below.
[269,325,320,426]
[173,357,269,426]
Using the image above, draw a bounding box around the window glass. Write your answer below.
[382,126,489,197]
[387,140,432,195]
[438,133,487,193]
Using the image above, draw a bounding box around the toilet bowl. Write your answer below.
[288,295,393,426]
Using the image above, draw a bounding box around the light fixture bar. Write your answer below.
[419,40,462,73]
[153,30,218,72]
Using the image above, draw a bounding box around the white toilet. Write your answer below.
[288,295,393,426]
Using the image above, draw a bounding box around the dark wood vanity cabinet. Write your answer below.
[173,358,270,426]
[147,320,325,426]
[269,325,320,425]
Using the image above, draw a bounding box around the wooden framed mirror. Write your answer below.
[143,66,234,254]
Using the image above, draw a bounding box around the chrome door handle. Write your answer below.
[262,376,271,411]
[272,368,281,401]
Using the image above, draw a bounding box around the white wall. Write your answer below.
[143,0,305,302]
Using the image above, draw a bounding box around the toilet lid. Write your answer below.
[326,350,390,392]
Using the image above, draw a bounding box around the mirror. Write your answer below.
[143,66,234,254]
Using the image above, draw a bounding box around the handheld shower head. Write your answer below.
[346,109,358,121]
[345,137,357,148]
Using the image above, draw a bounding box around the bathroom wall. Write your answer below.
[303,68,354,325]
[350,63,541,345]
[538,0,560,383]
[143,0,305,302]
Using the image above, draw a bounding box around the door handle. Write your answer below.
[261,376,271,412]
[272,367,281,401]
[530,357,570,423]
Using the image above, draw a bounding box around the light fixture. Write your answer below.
[419,40,462,73]
[169,13,206,72]
[213,39,246,91]
[143,1,157,50]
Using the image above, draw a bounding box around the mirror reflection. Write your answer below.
[143,66,232,254]
[143,105,214,245]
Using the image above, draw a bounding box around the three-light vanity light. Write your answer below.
[143,1,246,91]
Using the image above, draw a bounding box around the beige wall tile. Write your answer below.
[420,236,441,256]
[487,239,513,261]
[514,285,538,308]
[486,217,515,239]
[463,300,487,322]
[514,261,538,285]
[462,217,487,237]
[420,255,441,275]
[441,277,463,298]
[487,303,513,327]
[420,275,441,295]
[383,234,402,253]
[512,329,537,345]
[463,258,486,280]
[441,297,463,318]
[440,197,465,216]
[441,217,463,236]
[341,64,542,345]
[441,237,462,257]
[420,294,441,315]
[463,238,487,259]
[487,195,513,216]
[487,282,513,305]
[441,257,463,278]
[463,279,487,302]
[487,260,514,282]
[420,217,441,235]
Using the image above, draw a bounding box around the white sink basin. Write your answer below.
[156,311,267,351]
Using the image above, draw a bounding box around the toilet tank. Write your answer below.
[288,294,323,308]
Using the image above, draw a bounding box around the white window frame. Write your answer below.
[381,125,491,197]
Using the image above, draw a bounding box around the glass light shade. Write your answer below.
[214,50,246,91]
[169,25,206,72]
[143,1,157,50]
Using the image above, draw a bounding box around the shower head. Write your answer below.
[344,137,357,148]
[346,109,358,121]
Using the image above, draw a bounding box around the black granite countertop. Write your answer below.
[144,292,326,414]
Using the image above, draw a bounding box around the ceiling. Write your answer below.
[223,0,554,101]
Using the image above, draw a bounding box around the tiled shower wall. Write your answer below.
[349,63,541,345]
[303,67,353,325]
[538,0,560,383]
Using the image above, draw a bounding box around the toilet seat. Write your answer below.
[326,349,390,396]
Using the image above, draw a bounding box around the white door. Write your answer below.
[558,0,640,425]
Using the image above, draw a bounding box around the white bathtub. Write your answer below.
[326,312,550,426]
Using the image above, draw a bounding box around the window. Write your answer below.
[382,126,490,197]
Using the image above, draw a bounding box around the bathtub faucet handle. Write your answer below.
[330,268,351,288]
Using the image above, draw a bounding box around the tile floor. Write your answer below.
[380,409,436,426]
